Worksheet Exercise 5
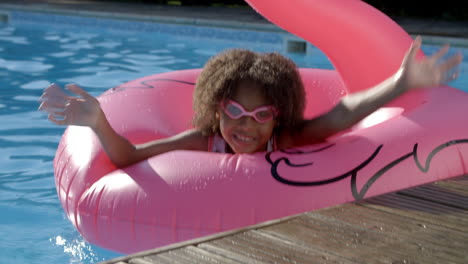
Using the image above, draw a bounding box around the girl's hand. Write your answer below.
[399,36,463,90]
[38,83,103,129]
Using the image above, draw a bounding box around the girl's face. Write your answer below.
[217,81,277,154]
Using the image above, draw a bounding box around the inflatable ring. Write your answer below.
[54,0,468,254]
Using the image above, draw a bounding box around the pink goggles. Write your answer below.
[221,100,278,123]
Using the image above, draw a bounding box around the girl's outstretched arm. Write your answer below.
[39,84,207,167]
[289,36,463,147]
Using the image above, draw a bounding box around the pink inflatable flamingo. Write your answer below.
[54,0,468,254]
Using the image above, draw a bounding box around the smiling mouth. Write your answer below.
[233,133,255,144]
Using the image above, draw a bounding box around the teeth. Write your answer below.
[235,134,254,142]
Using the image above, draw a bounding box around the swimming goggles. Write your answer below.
[221,99,278,123]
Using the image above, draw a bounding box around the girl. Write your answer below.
[39,36,462,167]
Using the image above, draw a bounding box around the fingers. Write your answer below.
[39,83,69,104]
[430,44,450,63]
[38,100,67,112]
[39,83,92,127]
[411,36,422,54]
[42,101,69,126]
[39,83,93,104]
[40,83,67,98]
[66,84,93,99]
[438,52,463,73]
[436,51,463,84]
[441,71,460,84]
[402,36,422,66]
[48,113,68,126]
[43,83,66,95]
[410,36,422,56]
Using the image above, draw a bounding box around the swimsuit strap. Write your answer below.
[208,133,227,153]
[268,134,277,152]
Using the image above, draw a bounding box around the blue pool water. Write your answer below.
[0,10,467,264]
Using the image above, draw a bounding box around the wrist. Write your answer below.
[91,107,107,132]
[393,68,409,93]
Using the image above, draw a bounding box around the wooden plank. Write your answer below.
[142,246,241,264]
[397,175,468,210]
[433,175,468,192]
[143,249,194,264]
[182,246,242,264]
[199,229,355,264]
[128,258,154,264]
[259,203,468,264]
[140,254,176,264]
[260,212,401,264]
[365,193,468,232]
[311,203,468,262]
[198,243,260,263]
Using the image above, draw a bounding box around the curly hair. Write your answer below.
[193,49,306,135]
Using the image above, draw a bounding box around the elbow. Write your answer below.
[110,148,137,168]
[326,101,353,133]
[112,158,132,168]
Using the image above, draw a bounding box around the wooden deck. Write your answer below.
[100,175,468,264]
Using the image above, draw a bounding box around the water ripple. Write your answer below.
[20,80,51,90]
[0,58,54,73]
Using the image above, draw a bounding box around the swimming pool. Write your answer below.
[0,10,466,264]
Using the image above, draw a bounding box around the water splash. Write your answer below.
[51,235,110,264]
